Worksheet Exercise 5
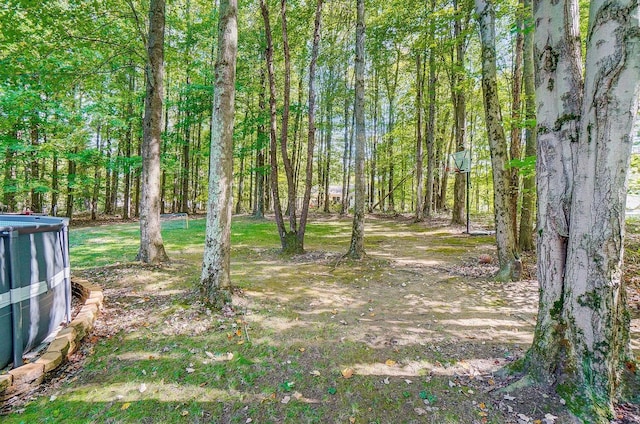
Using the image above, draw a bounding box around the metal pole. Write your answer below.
[466,170,470,234]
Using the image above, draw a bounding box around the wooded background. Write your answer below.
[1,0,579,240]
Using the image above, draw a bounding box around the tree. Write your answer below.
[451,0,470,226]
[260,0,323,254]
[137,0,169,264]
[474,0,520,281]
[526,0,640,420]
[517,0,535,252]
[200,0,238,307]
[347,0,366,259]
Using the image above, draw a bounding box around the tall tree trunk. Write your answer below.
[424,9,437,217]
[110,145,120,216]
[297,0,323,249]
[3,131,17,212]
[383,52,400,213]
[518,0,536,252]
[368,70,379,211]
[323,96,332,213]
[200,0,237,307]
[414,53,425,222]
[192,119,203,214]
[91,125,101,221]
[260,0,287,247]
[51,150,59,215]
[66,146,77,218]
[137,0,168,264]
[347,0,366,259]
[475,0,520,281]
[527,0,583,383]
[438,117,453,212]
[29,122,42,212]
[527,0,639,419]
[104,134,112,215]
[340,69,351,215]
[509,1,524,244]
[181,117,191,213]
[235,145,246,214]
[123,67,135,220]
[253,62,267,218]
[280,0,297,237]
[451,0,467,225]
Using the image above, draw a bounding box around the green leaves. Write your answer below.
[508,155,536,178]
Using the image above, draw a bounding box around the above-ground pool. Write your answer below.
[0,215,70,370]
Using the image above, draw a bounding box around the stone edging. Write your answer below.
[0,278,103,403]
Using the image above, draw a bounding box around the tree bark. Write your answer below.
[451,0,468,225]
[297,0,323,248]
[424,4,437,217]
[137,0,168,264]
[200,0,237,307]
[509,1,524,244]
[518,0,536,252]
[260,0,287,248]
[414,53,425,222]
[347,0,366,259]
[123,66,135,220]
[253,61,267,219]
[475,0,520,281]
[527,0,639,419]
[340,69,351,216]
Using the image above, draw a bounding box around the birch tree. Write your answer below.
[526,0,640,419]
[137,0,169,264]
[200,0,238,306]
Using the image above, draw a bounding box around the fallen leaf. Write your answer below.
[299,347,306,352]
[385,359,397,367]
[181,410,189,416]
[310,370,321,377]
[121,403,131,410]
[341,368,354,379]
[349,417,356,423]
[281,395,291,404]
[415,407,427,416]
[292,392,303,400]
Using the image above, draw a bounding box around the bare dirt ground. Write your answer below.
[4,214,640,423]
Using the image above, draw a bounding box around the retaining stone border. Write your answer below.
[0,278,103,404]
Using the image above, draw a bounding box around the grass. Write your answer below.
[1,214,584,423]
